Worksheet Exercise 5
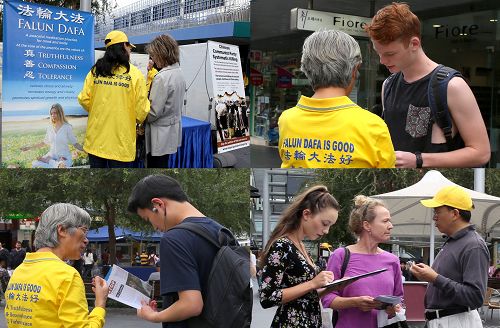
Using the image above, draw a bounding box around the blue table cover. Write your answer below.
[168,116,213,168]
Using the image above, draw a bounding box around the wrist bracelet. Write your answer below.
[415,151,423,168]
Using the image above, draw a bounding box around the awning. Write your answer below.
[87,226,162,242]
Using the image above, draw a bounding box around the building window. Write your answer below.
[113,16,129,29]
[184,0,225,14]
[131,8,151,26]
[152,1,180,21]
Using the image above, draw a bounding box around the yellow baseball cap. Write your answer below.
[104,30,135,48]
[420,185,474,211]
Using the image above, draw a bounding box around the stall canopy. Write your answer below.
[87,226,162,242]
[372,170,500,264]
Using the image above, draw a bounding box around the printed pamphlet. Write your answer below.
[104,264,152,309]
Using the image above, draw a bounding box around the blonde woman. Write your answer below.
[31,104,83,168]
[259,185,339,327]
[322,195,404,328]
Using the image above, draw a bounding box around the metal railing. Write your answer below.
[95,0,250,41]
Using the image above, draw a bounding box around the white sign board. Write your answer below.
[207,41,249,152]
[179,41,249,153]
[291,8,371,37]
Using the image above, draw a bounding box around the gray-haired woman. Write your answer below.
[278,29,395,168]
[5,203,108,328]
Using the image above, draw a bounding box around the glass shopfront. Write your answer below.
[422,10,500,167]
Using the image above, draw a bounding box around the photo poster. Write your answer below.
[207,41,250,153]
[2,0,94,168]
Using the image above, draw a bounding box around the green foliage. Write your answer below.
[0,168,250,234]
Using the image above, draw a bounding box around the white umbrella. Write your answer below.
[372,170,500,264]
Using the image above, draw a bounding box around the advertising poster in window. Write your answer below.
[208,41,249,153]
[2,0,93,168]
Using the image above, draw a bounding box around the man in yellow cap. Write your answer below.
[410,185,489,328]
[78,30,150,168]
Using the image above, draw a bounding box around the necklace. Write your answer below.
[286,235,314,268]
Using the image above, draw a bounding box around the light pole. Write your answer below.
[80,0,91,12]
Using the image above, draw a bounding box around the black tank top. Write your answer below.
[383,67,463,153]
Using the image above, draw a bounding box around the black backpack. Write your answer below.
[383,64,464,151]
[173,222,253,328]
[427,64,464,149]
[331,247,350,327]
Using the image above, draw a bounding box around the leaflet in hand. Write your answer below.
[375,295,401,306]
[322,268,387,290]
[375,295,402,310]
[104,264,152,309]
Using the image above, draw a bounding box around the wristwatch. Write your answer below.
[415,151,423,168]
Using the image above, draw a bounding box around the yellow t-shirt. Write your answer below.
[278,95,395,168]
[146,67,159,92]
[5,252,105,328]
[78,64,150,162]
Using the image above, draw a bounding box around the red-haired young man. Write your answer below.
[365,2,490,168]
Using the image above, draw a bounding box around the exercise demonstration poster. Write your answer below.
[2,0,93,167]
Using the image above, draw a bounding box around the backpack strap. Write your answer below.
[428,64,463,149]
[381,72,400,119]
[340,247,350,279]
[172,221,237,249]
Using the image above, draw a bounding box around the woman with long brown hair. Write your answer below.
[259,185,340,327]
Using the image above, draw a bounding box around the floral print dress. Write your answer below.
[259,237,321,328]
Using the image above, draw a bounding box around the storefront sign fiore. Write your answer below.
[291,8,371,38]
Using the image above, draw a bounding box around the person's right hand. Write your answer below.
[92,276,109,308]
[310,270,334,289]
[355,296,382,311]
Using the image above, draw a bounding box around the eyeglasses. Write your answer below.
[77,226,89,237]
[433,206,456,216]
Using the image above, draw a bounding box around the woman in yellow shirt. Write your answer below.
[5,203,109,328]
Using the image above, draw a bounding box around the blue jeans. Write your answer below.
[88,154,134,168]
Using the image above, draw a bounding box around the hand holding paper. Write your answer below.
[105,264,152,309]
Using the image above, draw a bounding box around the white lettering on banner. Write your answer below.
[58,24,85,35]
[37,8,53,20]
[53,11,69,22]
[17,4,35,17]
[18,19,54,32]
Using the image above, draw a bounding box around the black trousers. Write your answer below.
[147,153,170,168]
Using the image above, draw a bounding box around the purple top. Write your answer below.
[321,247,404,328]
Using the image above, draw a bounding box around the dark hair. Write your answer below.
[445,206,471,222]
[127,175,188,212]
[91,43,130,78]
[259,185,340,264]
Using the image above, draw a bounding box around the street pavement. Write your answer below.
[0,303,158,328]
[1,287,498,327]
